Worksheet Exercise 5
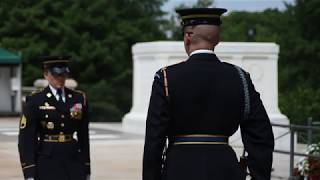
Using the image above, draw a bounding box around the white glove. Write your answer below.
[86,175,90,180]
[26,178,34,180]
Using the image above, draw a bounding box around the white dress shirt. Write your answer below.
[190,49,215,56]
[49,85,66,103]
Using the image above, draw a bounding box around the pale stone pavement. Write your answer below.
[0,117,305,180]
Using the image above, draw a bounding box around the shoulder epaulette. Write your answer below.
[222,63,249,75]
[29,88,44,96]
[75,90,87,106]
[166,60,185,69]
[222,62,235,67]
[159,61,185,98]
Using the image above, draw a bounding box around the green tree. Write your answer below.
[193,0,214,8]
[0,0,168,121]
[278,0,320,124]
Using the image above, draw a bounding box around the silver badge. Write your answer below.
[47,122,54,129]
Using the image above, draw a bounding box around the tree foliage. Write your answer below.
[0,0,319,124]
[0,0,168,121]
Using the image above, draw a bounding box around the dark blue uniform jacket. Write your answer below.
[143,53,274,180]
[18,86,90,180]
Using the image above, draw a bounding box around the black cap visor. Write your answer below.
[48,67,70,76]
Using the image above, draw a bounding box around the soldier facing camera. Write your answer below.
[18,55,91,180]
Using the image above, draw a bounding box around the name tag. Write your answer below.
[39,106,56,110]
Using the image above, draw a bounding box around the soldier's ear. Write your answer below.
[185,34,192,46]
[43,70,49,78]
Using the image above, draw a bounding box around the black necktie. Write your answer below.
[57,88,63,103]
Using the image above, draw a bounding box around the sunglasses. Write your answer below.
[49,67,70,76]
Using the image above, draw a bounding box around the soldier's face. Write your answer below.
[44,71,66,89]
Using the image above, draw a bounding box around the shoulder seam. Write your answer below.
[75,90,87,106]
[166,60,186,68]
[29,88,44,96]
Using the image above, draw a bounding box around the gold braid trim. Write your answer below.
[162,67,169,97]
[22,164,36,170]
[160,61,185,98]
[30,88,44,96]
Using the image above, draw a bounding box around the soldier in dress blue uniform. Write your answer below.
[18,55,91,180]
[143,8,274,180]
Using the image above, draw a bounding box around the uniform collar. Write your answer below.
[190,49,215,56]
[48,85,66,103]
[48,84,65,96]
[188,51,220,63]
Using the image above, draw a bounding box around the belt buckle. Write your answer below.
[58,135,65,142]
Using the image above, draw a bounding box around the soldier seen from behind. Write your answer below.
[143,8,274,180]
[18,55,91,180]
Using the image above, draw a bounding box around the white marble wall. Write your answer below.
[12,66,22,112]
[122,41,291,150]
[0,67,12,112]
[0,66,21,113]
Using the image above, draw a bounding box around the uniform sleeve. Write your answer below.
[18,96,38,179]
[143,69,170,180]
[240,73,275,180]
[77,94,91,175]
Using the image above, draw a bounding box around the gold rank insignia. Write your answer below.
[47,122,54,129]
[46,93,52,98]
[20,115,27,129]
[39,102,56,110]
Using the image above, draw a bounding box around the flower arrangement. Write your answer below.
[294,143,320,180]
[70,103,83,119]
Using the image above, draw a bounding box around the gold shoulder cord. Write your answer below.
[161,61,185,97]
[30,88,44,96]
[161,67,170,169]
[162,67,169,97]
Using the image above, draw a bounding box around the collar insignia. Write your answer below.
[46,93,52,98]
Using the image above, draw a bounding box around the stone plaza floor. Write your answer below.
[0,117,306,180]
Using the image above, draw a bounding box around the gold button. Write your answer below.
[45,114,49,118]
[61,123,65,127]
[61,114,65,118]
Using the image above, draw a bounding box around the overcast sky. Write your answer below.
[163,0,295,13]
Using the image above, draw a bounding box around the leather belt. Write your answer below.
[43,134,73,143]
[173,134,229,145]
